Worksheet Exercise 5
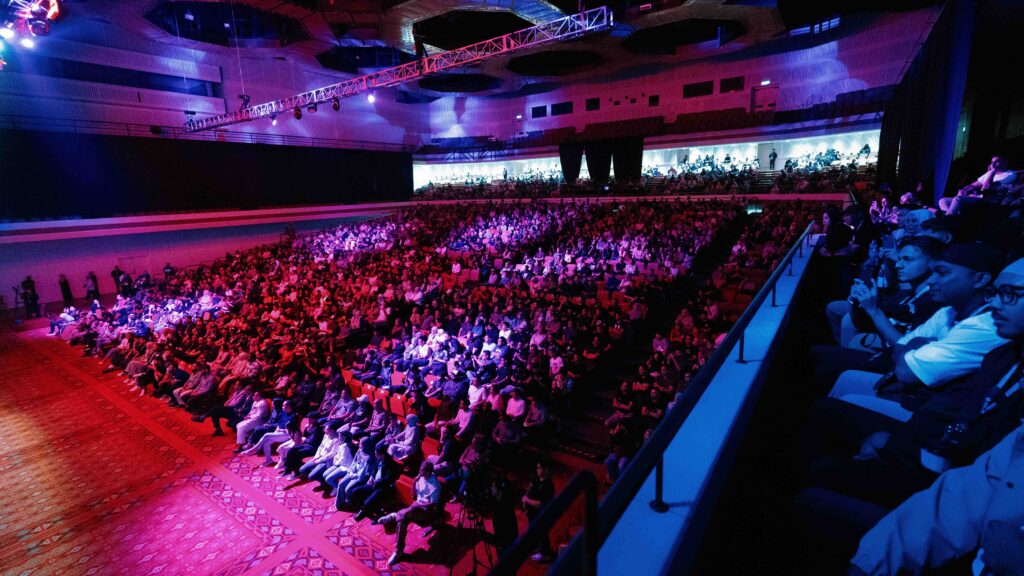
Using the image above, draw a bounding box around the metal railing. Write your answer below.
[490,222,816,575]
[0,114,414,152]
[491,471,599,576]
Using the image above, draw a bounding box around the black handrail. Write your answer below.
[518,221,816,576]
[489,470,599,576]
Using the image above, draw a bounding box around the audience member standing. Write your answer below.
[58,274,74,307]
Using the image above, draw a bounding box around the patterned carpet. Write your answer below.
[0,326,549,576]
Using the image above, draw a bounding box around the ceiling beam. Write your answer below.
[185,6,610,132]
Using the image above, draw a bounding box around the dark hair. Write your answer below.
[920,216,958,239]
[898,235,947,259]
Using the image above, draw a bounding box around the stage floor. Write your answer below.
[0,326,554,576]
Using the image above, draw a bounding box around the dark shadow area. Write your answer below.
[0,130,413,220]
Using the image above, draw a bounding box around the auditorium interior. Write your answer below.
[2,0,1024,574]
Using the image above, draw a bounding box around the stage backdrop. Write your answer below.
[0,130,413,220]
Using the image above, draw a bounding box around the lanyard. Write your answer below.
[981,361,1024,415]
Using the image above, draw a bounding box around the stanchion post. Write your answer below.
[649,457,669,513]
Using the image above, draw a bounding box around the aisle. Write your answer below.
[0,327,496,576]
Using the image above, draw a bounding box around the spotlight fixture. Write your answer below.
[307,103,317,113]
[293,106,302,120]
[27,18,49,36]
[270,113,278,126]
[238,93,250,110]
[0,27,14,40]
[183,10,195,22]
[367,92,375,103]
[331,98,340,111]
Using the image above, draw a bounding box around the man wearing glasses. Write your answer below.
[803,257,1024,508]
[849,257,1024,575]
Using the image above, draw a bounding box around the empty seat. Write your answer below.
[390,393,407,417]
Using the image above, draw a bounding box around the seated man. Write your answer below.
[849,420,1024,576]
[349,444,400,521]
[803,257,1024,507]
[378,461,444,566]
[827,242,1007,420]
[940,155,1018,215]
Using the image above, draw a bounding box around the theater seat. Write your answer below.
[391,371,405,389]
[348,379,363,399]
[396,476,414,506]
[390,393,407,417]
[422,436,439,458]
[361,382,377,399]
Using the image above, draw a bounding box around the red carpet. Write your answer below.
[0,326,563,576]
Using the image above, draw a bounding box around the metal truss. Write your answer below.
[185,6,611,132]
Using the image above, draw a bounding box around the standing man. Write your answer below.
[20,275,40,318]
[110,265,123,294]
[58,274,74,308]
[769,147,778,171]
[84,272,100,301]
[523,460,556,563]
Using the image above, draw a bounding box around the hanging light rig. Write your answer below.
[1,0,63,44]
[186,6,611,132]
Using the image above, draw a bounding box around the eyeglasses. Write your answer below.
[985,285,1024,306]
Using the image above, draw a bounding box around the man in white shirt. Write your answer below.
[379,462,443,566]
[505,388,527,422]
[829,243,1007,420]
[467,373,486,407]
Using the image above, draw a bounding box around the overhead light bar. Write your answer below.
[1,0,63,52]
[186,6,612,132]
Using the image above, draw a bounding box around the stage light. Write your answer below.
[516,114,523,120]
[293,106,302,120]
[367,92,375,103]
[270,112,278,126]
[761,79,771,86]
[20,37,34,48]
[28,18,49,36]
[331,98,340,111]
[0,27,14,40]
[307,103,317,113]
[184,10,195,21]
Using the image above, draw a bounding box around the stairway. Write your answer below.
[753,170,778,194]
[550,209,753,462]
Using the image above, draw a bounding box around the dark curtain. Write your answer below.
[0,130,412,220]
[612,137,644,182]
[558,142,584,185]
[877,0,973,204]
[584,140,613,184]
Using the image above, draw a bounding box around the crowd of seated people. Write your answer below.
[791,178,1024,574]
[55,198,756,566]
[603,202,819,483]
[768,163,870,196]
[413,156,870,201]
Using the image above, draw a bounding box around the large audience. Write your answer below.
[414,155,873,201]
[51,197,770,566]
[45,150,1024,573]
